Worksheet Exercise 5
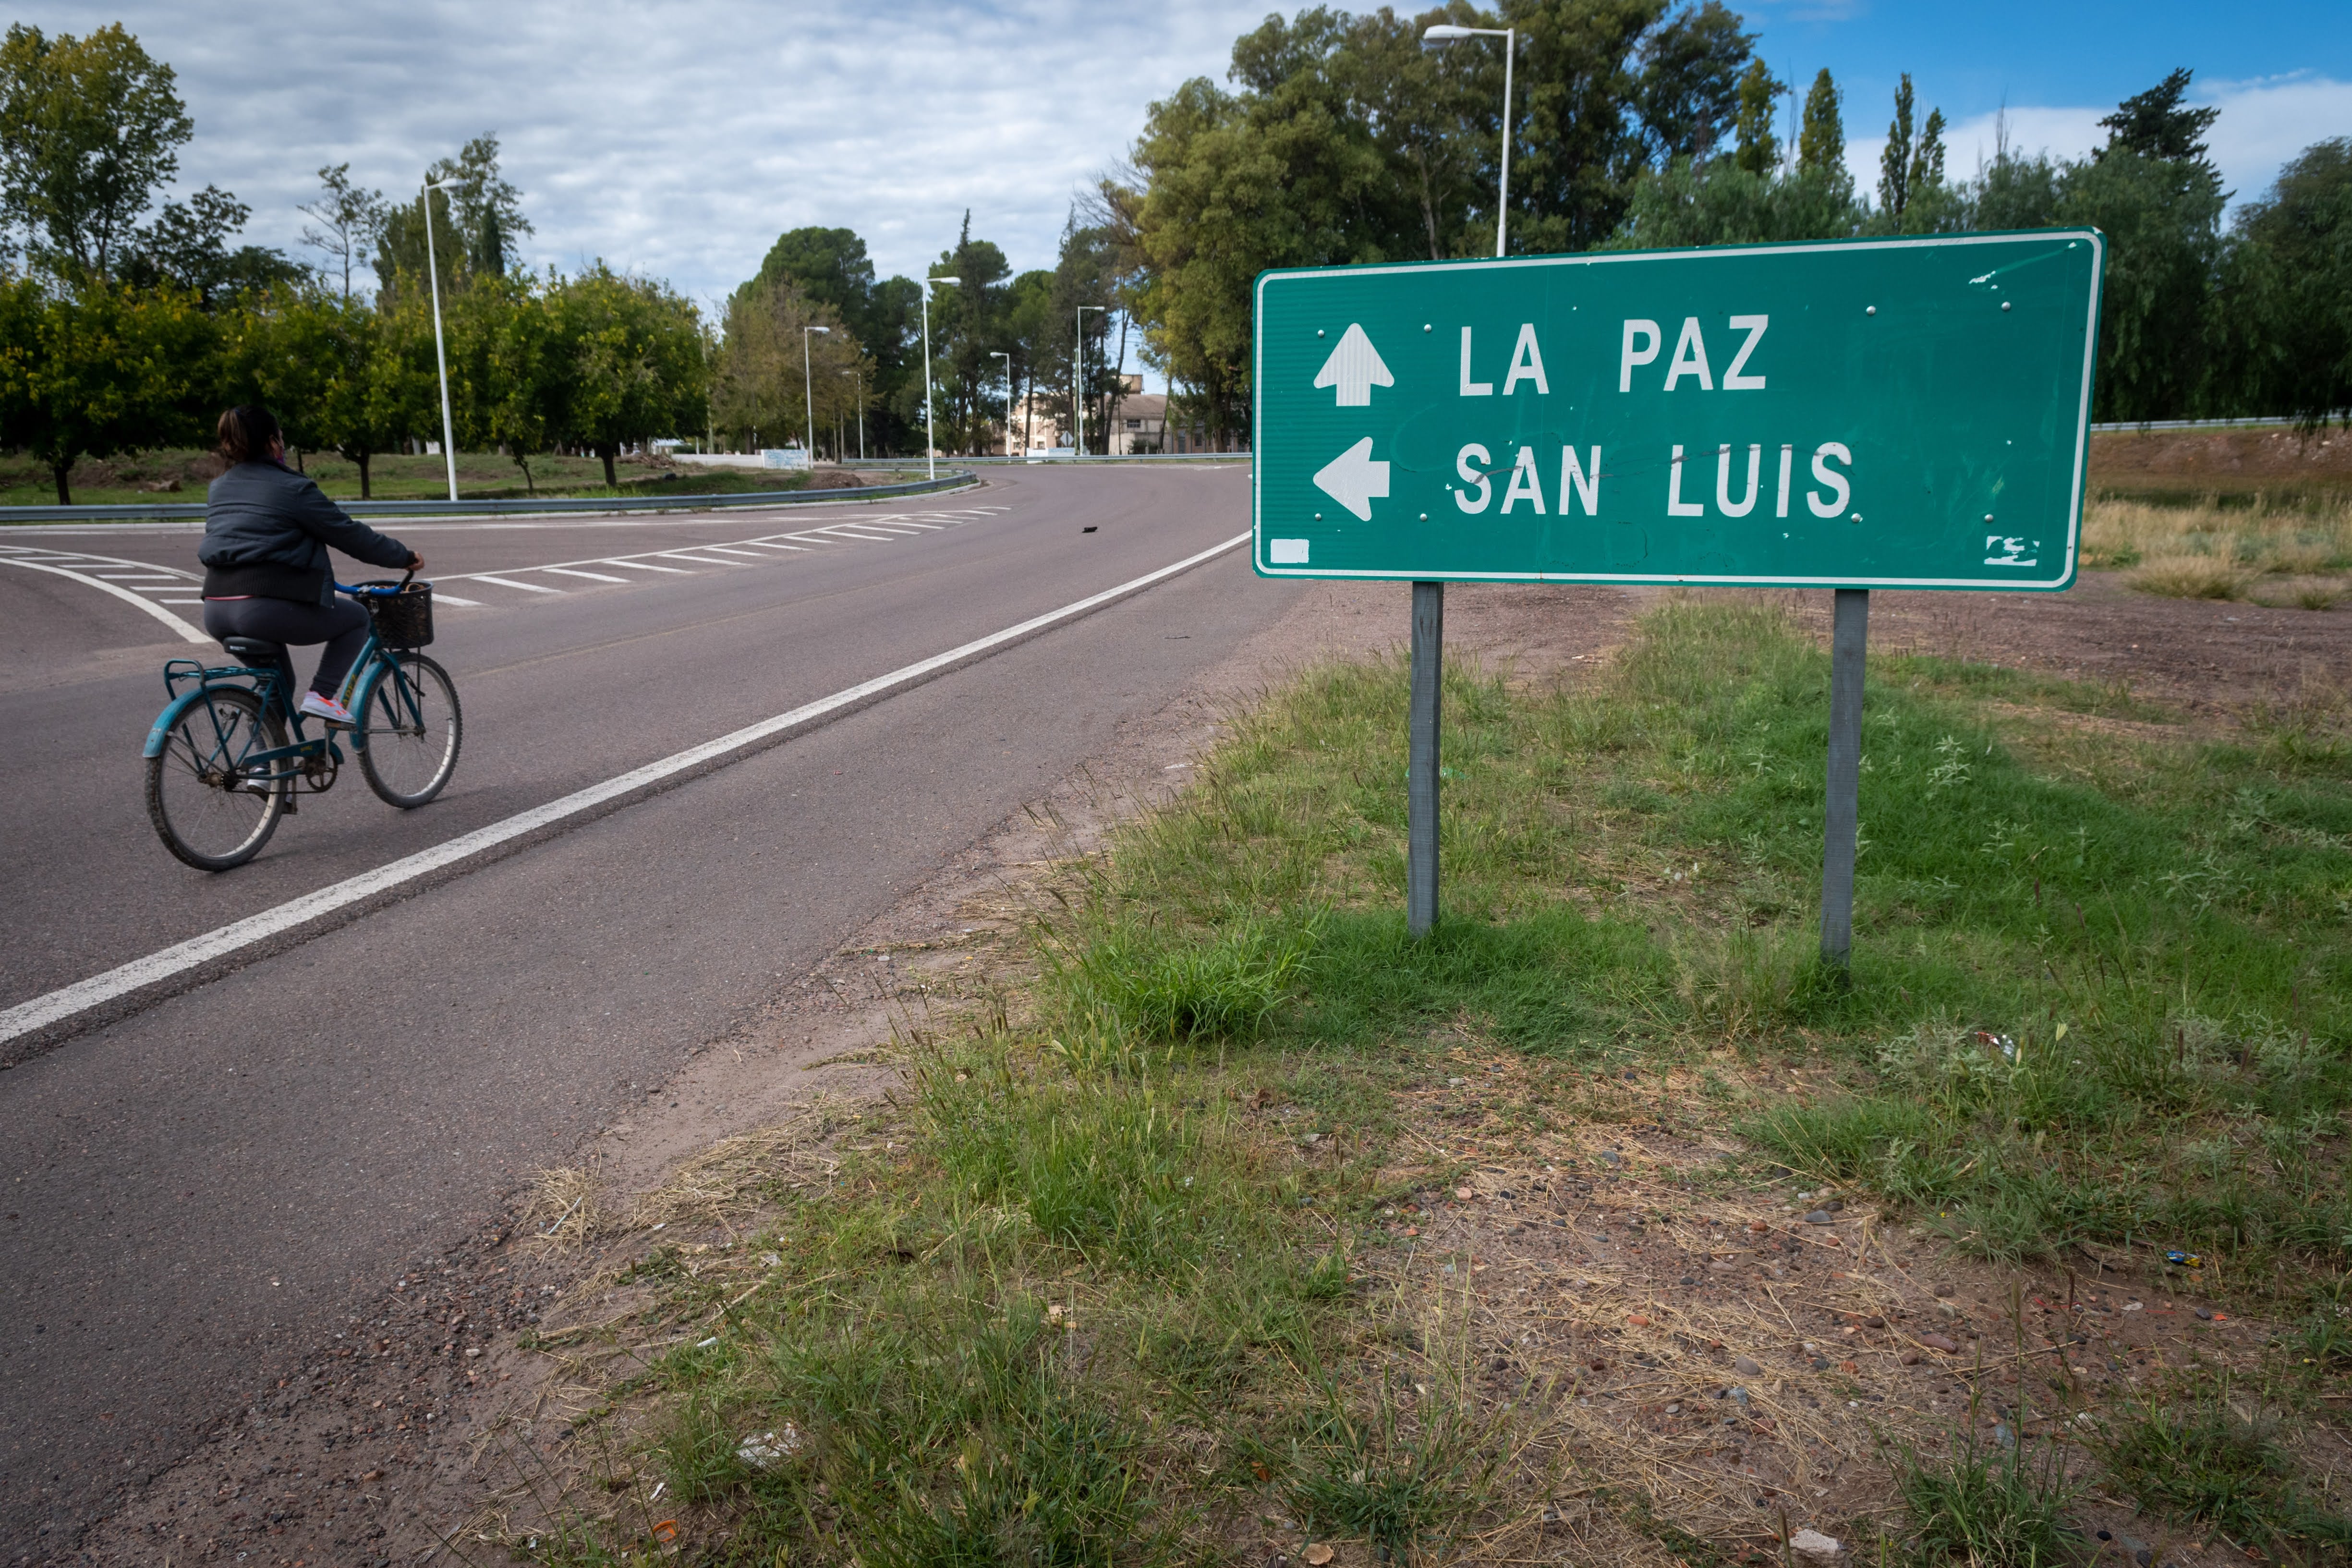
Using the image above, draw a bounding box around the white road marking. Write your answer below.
[433,592,484,606]
[598,559,691,573]
[0,554,209,643]
[470,574,563,594]
[655,552,747,567]
[701,545,767,558]
[0,531,1251,1046]
[540,567,629,583]
[742,542,808,552]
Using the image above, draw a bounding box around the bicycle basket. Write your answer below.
[361,580,434,648]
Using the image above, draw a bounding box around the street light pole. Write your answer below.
[921,276,958,482]
[1422,24,1517,257]
[802,323,830,469]
[419,179,460,501]
[1074,304,1104,458]
[989,351,1012,458]
[842,368,865,461]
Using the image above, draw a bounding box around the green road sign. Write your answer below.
[1251,230,2106,589]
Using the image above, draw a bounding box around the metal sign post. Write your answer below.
[1250,231,2106,951]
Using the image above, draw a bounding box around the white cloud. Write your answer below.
[28,0,1273,309]
[1842,74,2352,210]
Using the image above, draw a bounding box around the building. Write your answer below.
[999,375,1170,455]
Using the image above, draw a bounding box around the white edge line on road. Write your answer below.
[0,556,210,643]
[0,531,1252,1047]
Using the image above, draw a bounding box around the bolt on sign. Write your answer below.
[1252,231,2106,589]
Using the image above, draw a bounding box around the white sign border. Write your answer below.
[1249,228,2107,592]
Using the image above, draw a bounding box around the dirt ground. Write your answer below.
[2089,426,2352,498]
[65,571,2352,1568]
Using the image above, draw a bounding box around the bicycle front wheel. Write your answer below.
[146,686,288,871]
[357,652,463,808]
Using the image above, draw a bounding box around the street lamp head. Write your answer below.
[1421,23,1471,48]
[808,324,830,335]
[930,275,959,290]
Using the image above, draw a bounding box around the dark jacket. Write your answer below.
[199,461,412,605]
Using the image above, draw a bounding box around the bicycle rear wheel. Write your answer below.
[146,686,287,871]
[357,651,462,807]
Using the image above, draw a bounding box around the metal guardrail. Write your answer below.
[0,469,978,525]
[2087,416,2303,432]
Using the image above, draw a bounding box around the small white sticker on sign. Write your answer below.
[1270,538,1310,564]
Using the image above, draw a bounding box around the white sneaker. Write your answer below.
[299,691,355,725]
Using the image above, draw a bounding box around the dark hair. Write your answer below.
[217,404,281,464]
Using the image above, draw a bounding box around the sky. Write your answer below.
[35,0,2352,322]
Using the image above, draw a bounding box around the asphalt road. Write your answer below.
[0,463,1293,1550]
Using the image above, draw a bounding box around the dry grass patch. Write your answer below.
[2088,494,2352,605]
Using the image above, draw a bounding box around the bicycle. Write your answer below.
[143,573,463,870]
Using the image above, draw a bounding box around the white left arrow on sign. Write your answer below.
[1313,323,1393,406]
[1314,437,1390,521]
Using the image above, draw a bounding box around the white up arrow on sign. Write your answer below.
[1313,437,1389,521]
[1312,323,1392,406]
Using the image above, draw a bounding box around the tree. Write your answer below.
[1873,73,1950,231]
[2098,68,2219,167]
[1879,73,1917,219]
[1507,0,1681,255]
[546,264,705,488]
[299,163,388,300]
[1002,268,1056,450]
[754,228,874,326]
[0,23,191,281]
[1731,58,1782,176]
[431,135,530,276]
[711,279,859,455]
[375,185,465,307]
[2059,147,2225,422]
[1634,0,1755,167]
[1797,68,1842,178]
[1610,155,1859,249]
[376,135,528,296]
[932,212,1012,453]
[123,184,302,306]
[2222,139,2352,425]
[0,280,214,502]
[318,297,427,499]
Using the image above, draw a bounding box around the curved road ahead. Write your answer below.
[0,463,1295,1550]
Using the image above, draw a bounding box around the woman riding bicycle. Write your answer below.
[198,404,425,725]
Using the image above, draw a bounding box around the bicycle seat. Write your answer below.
[219,637,283,668]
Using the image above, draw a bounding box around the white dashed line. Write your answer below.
[469,574,564,594]
[540,567,630,583]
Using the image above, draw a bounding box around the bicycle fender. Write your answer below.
[345,660,393,752]
[144,686,225,758]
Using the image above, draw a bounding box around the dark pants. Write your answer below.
[202,596,371,702]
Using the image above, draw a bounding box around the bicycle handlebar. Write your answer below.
[337,569,419,598]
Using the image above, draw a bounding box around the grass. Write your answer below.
[1890,1425,2085,1568]
[513,600,2352,1563]
[2083,492,2352,607]
[2095,1385,2352,1556]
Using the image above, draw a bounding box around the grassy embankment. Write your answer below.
[0,450,901,508]
[511,602,2352,1566]
[2087,426,2352,607]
